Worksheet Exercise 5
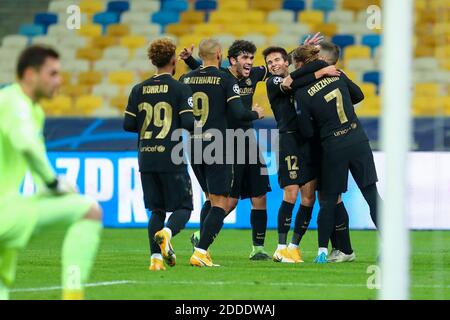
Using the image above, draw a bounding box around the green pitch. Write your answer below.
[11,229,450,300]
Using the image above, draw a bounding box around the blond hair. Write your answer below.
[292,45,320,64]
[198,38,221,60]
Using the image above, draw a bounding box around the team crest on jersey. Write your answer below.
[233,84,240,95]
[188,97,193,108]
[289,171,298,179]
[183,77,190,84]
[246,78,252,86]
[273,77,283,85]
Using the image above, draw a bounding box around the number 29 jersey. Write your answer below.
[125,73,193,173]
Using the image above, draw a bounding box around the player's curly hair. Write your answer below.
[227,40,257,62]
[147,38,176,68]
[292,45,320,64]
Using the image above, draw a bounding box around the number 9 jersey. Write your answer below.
[123,73,194,173]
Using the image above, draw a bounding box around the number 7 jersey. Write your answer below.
[124,73,194,172]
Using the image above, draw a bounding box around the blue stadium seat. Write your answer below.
[151,11,180,28]
[312,0,336,12]
[19,24,45,37]
[107,1,130,14]
[363,71,380,87]
[361,34,382,54]
[34,13,58,33]
[331,34,355,50]
[194,0,217,11]
[282,0,306,13]
[162,0,189,12]
[93,12,120,32]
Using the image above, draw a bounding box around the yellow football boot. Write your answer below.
[149,257,166,271]
[154,229,176,267]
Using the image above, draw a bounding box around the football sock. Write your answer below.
[166,209,191,237]
[277,244,287,250]
[278,201,294,245]
[334,202,353,255]
[151,253,163,260]
[361,183,381,228]
[317,193,339,248]
[199,200,211,234]
[198,206,226,250]
[195,247,207,255]
[250,209,267,246]
[62,219,102,297]
[291,205,313,246]
[288,243,298,249]
[148,210,166,255]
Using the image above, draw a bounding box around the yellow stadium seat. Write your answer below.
[251,23,279,37]
[311,23,337,37]
[359,83,377,97]
[413,96,446,116]
[209,11,242,24]
[75,95,103,113]
[78,24,102,37]
[178,34,205,48]
[219,0,249,10]
[110,95,128,111]
[429,0,450,10]
[342,0,370,12]
[444,96,450,115]
[415,45,435,57]
[78,71,103,86]
[344,45,371,60]
[433,23,450,37]
[180,11,205,24]
[108,71,135,86]
[414,83,441,97]
[107,24,130,37]
[76,47,103,62]
[79,0,104,15]
[435,45,450,60]
[298,10,325,25]
[60,71,73,86]
[120,36,147,51]
[90,36,117,50]
[223,24,253,37]
[40,95,73,115]
[355,97,380,117]
[193,24,223,36]
[245,11,266,24]
[60,84,91,98]
[251,0,282,11]
[166,23,194,37]
[140,70,156,81]
[343,70,358,82]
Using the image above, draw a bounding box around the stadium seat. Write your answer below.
[331,34,355,50]
[152,11,180,28]
[40,95,73,116]
[124,59,156,74]
[129,24,161,37]
[106,24,130,37]
[219,0,249,10]
[60,84,91,98]
[79,0,105,15]
[245,11,266,24]
[355,96,380,117]
[282,0,306,14]
[338,22,371,35]
[241,34,267,47]
[363,71,380,88]
[166,23,193,37]
[129,0,160,12]
[32,35,59,47]
[120,35,147,51]
[327,10,354,24]
[270,33,299,47]
[162,0,189,12]
[61,60,90,73]
[179,34,204,48]
[59,71,73,85]
[19,24,45,38]
[48,0,80,14]
[252,23,280,38]
[94,59,124,72]
[107,1,130,15]
[90,35,117,50]
[361,34,382,53]
[78,71,103,86]
[435,45,450,61]
[209,11,239,24]
[180,11,205,24]
[346,58,376,73]
[359,83,377,97]
[108,71,135,86]
[103,46,129,60]
[78,24,103,37]
[47,25,76,38]
[93,12,120,31]
[313,23,337,37]
[278,23,309,37]
[298,10,324,25]
[76,47,103,62]
[413,96,444,116]
[215,33,236,48]
[93,83,120,98]
[414,83,441,97]
[344,45,371,60]
[251,0,282,12]
[75,95,103,114]
[342,0,370,12]
[2,35,28,49]
[312,0,336,13]
[109,95,129,111]
[121,12,150,25]
[267,10,295,24]
[60,36,88,49]
[194,0,217,11]
[34,12,58,33]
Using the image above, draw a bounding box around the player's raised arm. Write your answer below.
[179,44,201,70]
[123,85,138,132]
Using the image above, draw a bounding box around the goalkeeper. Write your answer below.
[0,45,102,300]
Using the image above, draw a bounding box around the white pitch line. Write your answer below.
[11,280,449,293]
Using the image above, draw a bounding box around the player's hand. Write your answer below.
[47,176,79,194]
[281,75,293,89]
[318,65,341,78]
[303,32,324,45]
[179,44,194,60]
[252,104,265,119]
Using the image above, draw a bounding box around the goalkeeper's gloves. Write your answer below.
[46,176,79,194]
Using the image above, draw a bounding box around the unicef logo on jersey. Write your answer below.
[232,84,240,95]
[188,97,193,108]
[273,77,283,85]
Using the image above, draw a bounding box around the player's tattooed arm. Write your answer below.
[179,44,201,70]
[340,71,365,104]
